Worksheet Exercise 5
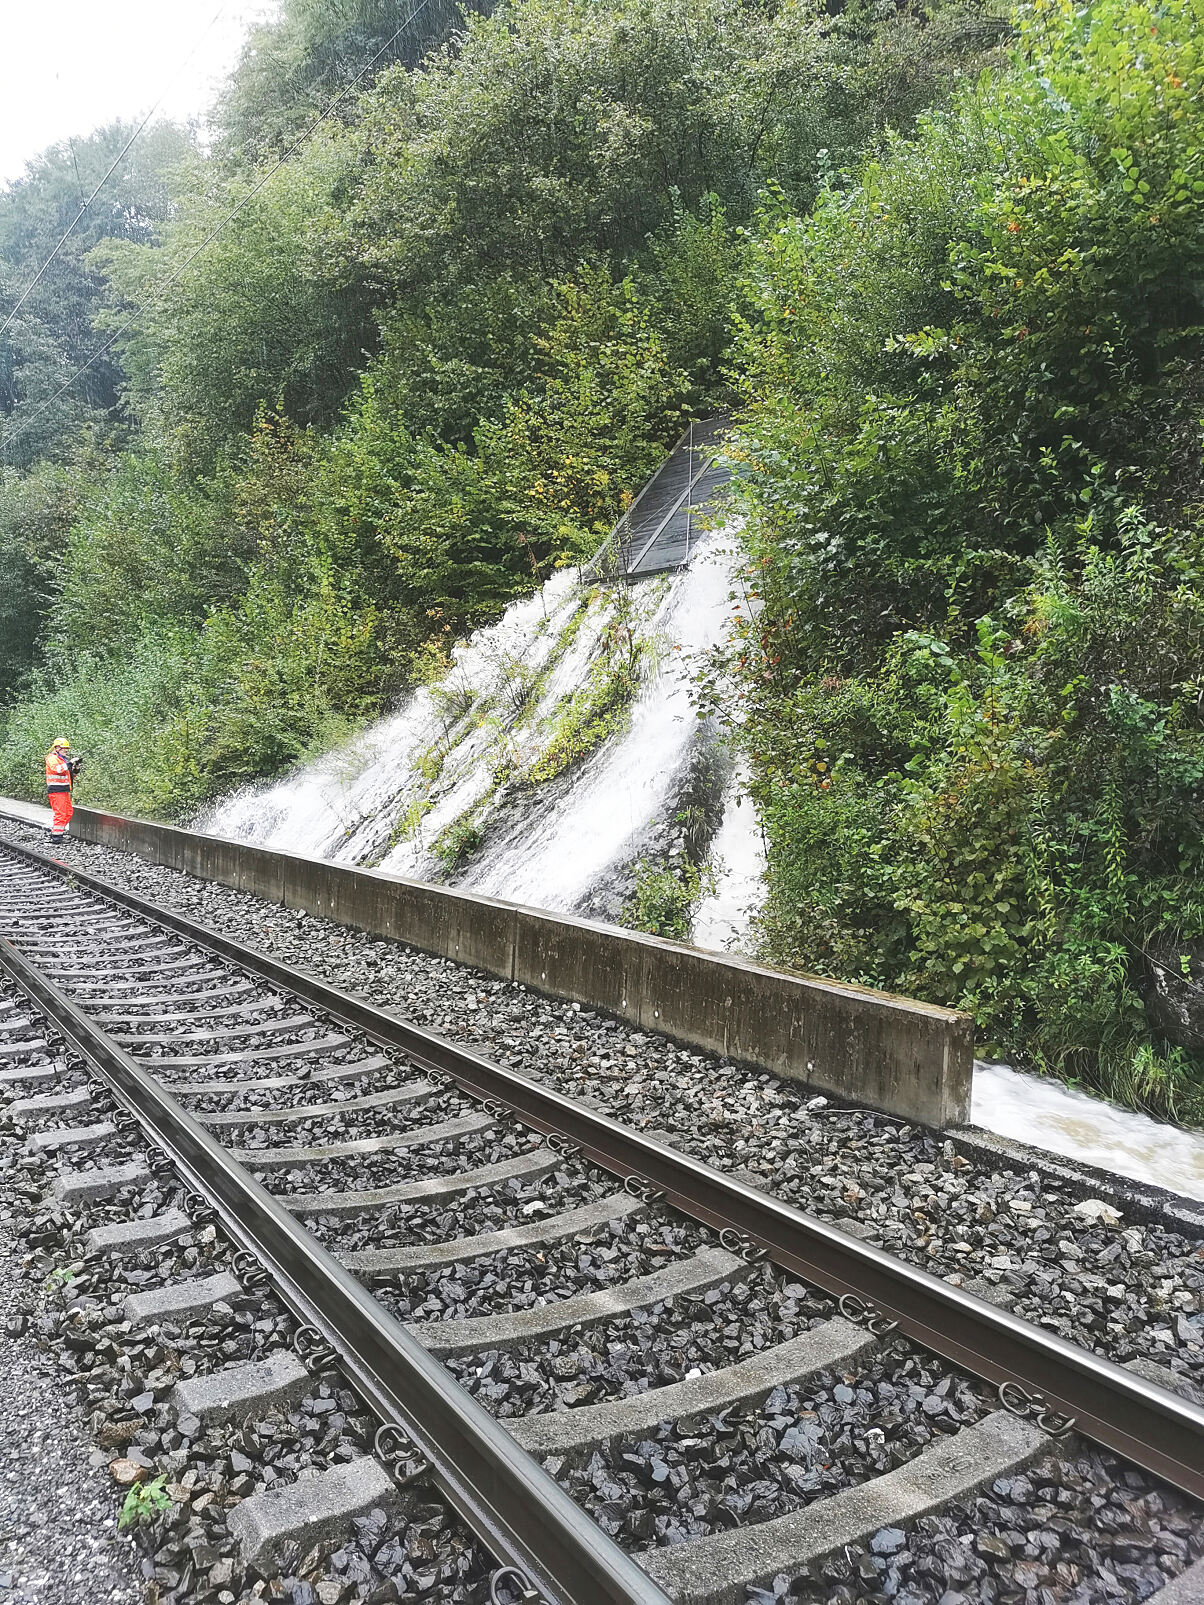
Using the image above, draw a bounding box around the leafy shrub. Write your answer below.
[433,815,485,870]
[731,0,1204,1121]
[625,855,711,941]
[734,509,1204,1117]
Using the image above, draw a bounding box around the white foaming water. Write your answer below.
[199,568,585,864]
[201,697,430,863]
[972,1060,1204,1203]
[464,536,742,909]
[202,533,747,910]
[692,760,766,955]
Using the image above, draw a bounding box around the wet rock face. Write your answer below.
[674,733,729,862]
[577,729,730,926]
[1143,940,1204,1048]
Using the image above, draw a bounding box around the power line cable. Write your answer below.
[0,4,229,341]
[3,0,433,458]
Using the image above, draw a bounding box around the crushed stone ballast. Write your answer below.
[0,834,1201,1605]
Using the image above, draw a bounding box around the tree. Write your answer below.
[0,460,83,701]
[344,0,836,302]
[216,0,500,163]
[0,121,192,467]
[93,133,373,468]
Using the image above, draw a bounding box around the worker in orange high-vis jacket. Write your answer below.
[45,738,76,844]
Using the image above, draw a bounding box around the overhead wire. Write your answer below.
[2,0,434,458]
[0,4,229,341]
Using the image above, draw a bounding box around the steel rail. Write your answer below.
[0,925,672,1605]
[3,836,1204,1501]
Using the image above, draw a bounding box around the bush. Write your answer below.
[0,629,204,817]
[735,519,1204,1123]
[625,856,708,941]
[730,0,1204,1121]
[433,815,484,870]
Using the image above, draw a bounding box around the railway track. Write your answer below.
[0,833,1201,1605]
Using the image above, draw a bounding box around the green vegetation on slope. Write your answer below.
[0,0,1001,814]
[717,0,1204,1120]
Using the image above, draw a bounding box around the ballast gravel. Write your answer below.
[0,982,497,1605]
[302,1167,613,1251]
[255,1126,547,1196]
[0,1208,141,1605]
[447,1264,840,1417]
[13,822,1200,1389]
[3,844,1204,1604]
[6,847,1204,1603]
[234,1089,476,1152]
[374,1211,696,1322]
[182,1064,413,1117]
[786,1449,1204,1605]
[563,1347,988,1549]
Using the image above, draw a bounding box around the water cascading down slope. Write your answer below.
[201,427,766,946]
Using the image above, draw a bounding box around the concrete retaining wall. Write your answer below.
[28,804,973,1126]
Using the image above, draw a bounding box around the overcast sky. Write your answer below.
[0,1,276,185]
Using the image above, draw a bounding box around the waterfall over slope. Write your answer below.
[200,529,765,946]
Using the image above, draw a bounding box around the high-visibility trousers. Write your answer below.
[49,790,73,838]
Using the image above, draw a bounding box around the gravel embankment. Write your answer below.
[0,983,494,1605]
[9,822,1199,1392]
[0,1205,141,1605]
